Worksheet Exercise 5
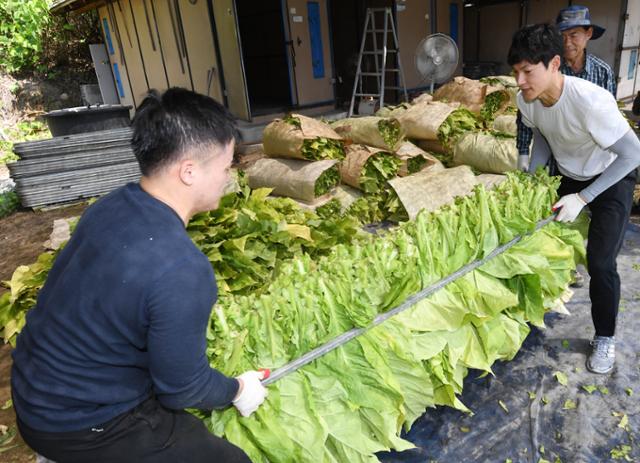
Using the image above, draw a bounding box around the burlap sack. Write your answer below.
[396,100,458,140]
[388,165,478,220]
[262,114,342,159]
[411,93,434,105]
[245,158,339,203]
[453,132,518,174]
[433,76,488,113]
[492,114,517,135]
[416,139,449,155]
[394,141,444,176]
[293,185,362,212]
[476,173,508,190]
[338,144,391,190]
[375,103,410,118]
[481,75,517,87]
[332,116,405,151]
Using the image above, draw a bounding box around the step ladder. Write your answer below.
[348,7,408,117]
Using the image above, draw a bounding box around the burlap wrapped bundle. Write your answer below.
[387,165,478,220]
[338,144,401,192]
[262,114,344,160]
[396,100,458,140]
[296,185,363,213]
[452,131,518,174]
[411,93,434,105]
[332,116,406,151]
[476,173,508,190]
[433,76,489,113]
[245,158,339,203]
[375,103,410,118]
[492,114,517,135]
[394,141,444,177]
[416,139,448,155]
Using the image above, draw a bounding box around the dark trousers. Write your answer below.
[17,397,251,463]
[558,172,636,337]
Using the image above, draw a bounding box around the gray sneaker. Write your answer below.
[570,270,584,288]
[586,336,615,374]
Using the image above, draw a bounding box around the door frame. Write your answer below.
[281,0,299,106]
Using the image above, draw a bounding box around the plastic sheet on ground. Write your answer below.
[378,223,640,463]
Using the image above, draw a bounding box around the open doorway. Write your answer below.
[235,0,293,115]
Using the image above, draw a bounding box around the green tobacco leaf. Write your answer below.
[498,400,509,414]
[314,166,340,197]
[553,371,568,386]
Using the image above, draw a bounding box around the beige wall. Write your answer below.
[178,0,223,101]
[396,0,431,89]
[285,0,334,105]
[97,0,228,114]
[111,0,149,105]
[436,0,464,76]
[211,0,250,120]
[151,0,193,90]
[578,0,623,71]
[130,0,169,92]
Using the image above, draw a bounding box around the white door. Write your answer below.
[617,0,640,99]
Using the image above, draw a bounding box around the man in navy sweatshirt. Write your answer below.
[11,88,266,462]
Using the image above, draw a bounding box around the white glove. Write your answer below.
[553,193,587,223]
[517,155,530,173]
[232,371,267,417]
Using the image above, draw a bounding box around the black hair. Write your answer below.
[507,24,563,68]
[131,87,238,176]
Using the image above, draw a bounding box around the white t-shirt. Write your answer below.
[517,75,629,181]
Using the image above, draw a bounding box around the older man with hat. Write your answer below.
[515,5,616,289]
[555,5,615,92]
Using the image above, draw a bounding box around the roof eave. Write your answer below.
[49,0,104,15]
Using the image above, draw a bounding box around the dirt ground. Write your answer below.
[0,202,88,462]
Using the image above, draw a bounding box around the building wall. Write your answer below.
[396,0,431,90]
[98,5,136,110]
[464,0,624,79]
[526,0,622,71]
[436,0,463,76]
[98,0,223,111]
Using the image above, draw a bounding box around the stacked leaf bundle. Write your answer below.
[331,116,406,152]
[479,76,518,123]
[397,100,482,160]
[338,145,401,193]
[324,117,446,224]
[245,158,340,203]
[263,114,345,161]
[200,171,586,462]
[256,114,345,204]
[452,130,518,174]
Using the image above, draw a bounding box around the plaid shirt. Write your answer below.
[516,51,617,156]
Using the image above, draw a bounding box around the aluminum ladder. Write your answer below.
[348,7,408,117]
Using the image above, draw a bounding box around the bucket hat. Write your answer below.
[556,5,605,40]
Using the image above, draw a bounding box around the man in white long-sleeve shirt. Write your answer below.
[508,24,640,374]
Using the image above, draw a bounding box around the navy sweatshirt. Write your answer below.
[11,183,239,432]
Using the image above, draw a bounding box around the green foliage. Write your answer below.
[0,190,19,218]
[0,0,101,75]
[0,119,50,164]
[313,166,340,197]
[0,0,50,72]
